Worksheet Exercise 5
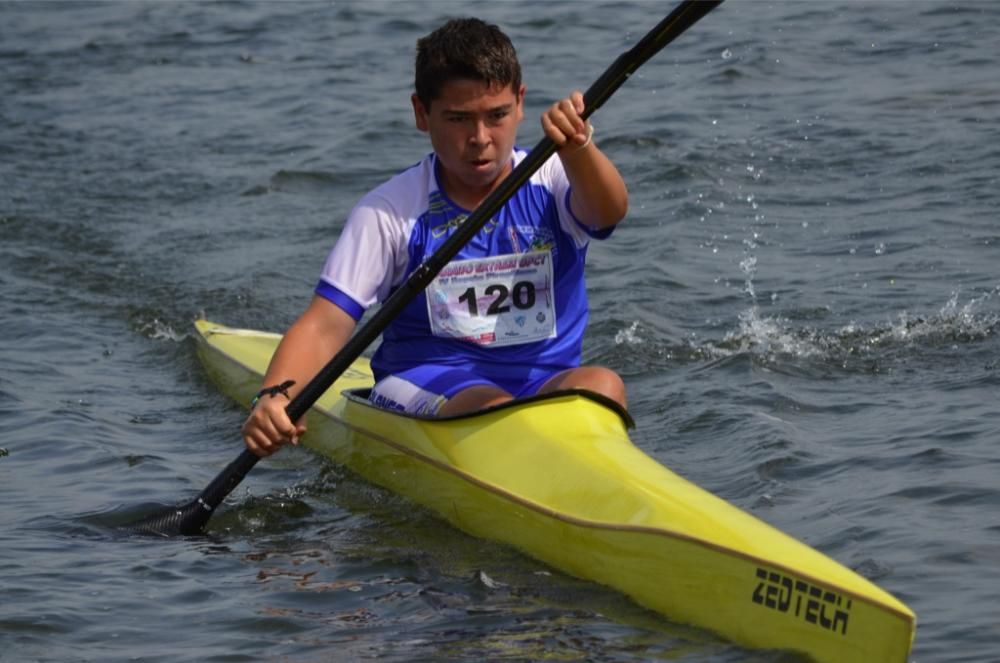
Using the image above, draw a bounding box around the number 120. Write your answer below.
[457,281,536,317]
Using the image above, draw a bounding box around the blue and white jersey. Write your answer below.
[315,148,612,384]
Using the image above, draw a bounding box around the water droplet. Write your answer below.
[614,321,643,346]
[721,48,733,60]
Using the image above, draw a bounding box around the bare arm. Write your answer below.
[540,90,629,229]
[242,296,357,457]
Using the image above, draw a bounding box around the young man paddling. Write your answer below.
[243,17,629,457]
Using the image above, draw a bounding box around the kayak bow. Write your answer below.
[194,318,915,662]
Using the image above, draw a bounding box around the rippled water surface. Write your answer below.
[2,2,999,661]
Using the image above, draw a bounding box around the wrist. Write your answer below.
[250,380,296,410]
[559,123,594,156]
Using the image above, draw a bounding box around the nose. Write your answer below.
[470,120,490,146]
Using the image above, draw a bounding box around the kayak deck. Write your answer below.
[193,318,916,662]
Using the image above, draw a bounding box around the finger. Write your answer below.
[572,121,592,147]
[244,416,284,453]
[258,405,293,437]
[263,409,298,444]
[544,105,581,146]
[244,431,274,458]
[281,425,298,445]
[291,423,307,445]
[557,98,585,134]
[540,113,571,147]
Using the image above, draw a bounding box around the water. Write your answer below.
[2,1,998,660]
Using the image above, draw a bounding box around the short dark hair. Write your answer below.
[414,18,522,108]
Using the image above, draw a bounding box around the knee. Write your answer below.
[438,385,513,416]
[546,366,627,408]
[590,367,627,408]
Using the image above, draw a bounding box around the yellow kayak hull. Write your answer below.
[193,319,915,661]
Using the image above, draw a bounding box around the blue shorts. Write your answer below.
[368,365,561,416]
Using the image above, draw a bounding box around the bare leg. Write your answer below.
[537,366,627,409]
[437,384,513,416]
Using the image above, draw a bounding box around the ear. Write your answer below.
[515,84,526,123]
[411,94,429,132]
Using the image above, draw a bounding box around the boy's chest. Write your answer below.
[413,201,560,263]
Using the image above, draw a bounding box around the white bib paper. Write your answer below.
[426,251,556,347]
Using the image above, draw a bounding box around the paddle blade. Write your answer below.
[118,449,260,536]
[116,498,212,537]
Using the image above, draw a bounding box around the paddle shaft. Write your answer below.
[163,0,724,534]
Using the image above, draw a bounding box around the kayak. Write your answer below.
[193,318,915,661]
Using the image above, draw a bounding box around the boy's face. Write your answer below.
[412,79,525,202]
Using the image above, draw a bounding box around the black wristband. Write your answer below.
[249,380,296,409]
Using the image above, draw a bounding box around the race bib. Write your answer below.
[426,251,556,347]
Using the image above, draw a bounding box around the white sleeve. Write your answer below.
[317,191,409,311]
[538,153,593,248]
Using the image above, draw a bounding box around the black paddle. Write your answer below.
[122,0,724,537]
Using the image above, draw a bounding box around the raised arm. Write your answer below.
[541,90,628,229]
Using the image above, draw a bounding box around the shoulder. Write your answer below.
[513,147,602,246]
[514,147,567,188]
[506,146,570,205]
[353,154,435,221]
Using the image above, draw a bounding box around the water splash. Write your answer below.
[128,309,185,342]
[614,321,643,346]
[852,289,1000,347]
[720,308,825,359]
[703,290,1000,370]
[739,246,758,300]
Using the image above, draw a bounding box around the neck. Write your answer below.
[436,157,513,211]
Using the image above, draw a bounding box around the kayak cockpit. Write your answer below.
[342,387,636,429]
